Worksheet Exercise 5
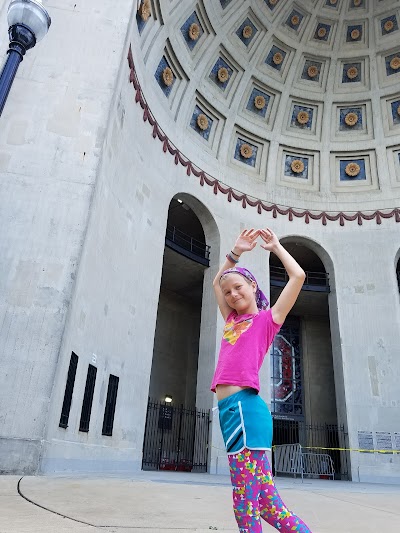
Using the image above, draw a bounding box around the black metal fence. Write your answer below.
[270,265,330,292]
[142,400,210,472]
[272,418,349,480]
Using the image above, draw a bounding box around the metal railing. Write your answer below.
[272,419,349,480]
[270,265,330,292]
[274,443,335,481]
[165,225,210,266]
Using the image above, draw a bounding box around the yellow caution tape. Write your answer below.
[274,445,400,454]
[212,444,400,454]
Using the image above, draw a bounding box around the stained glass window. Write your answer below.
[271,318,304,419]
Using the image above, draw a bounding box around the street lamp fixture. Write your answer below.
[0,0,51,117]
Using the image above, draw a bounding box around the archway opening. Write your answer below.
[143,195,215,473]
[148,197,208,406]
[269,240,348,479]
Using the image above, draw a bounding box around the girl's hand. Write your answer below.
[232,229,260,255]
[260,228,280,252]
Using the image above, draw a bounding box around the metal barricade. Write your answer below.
[274,444,304,480]
[273,444,335,482]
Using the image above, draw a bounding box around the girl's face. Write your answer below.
[220,273,258,315]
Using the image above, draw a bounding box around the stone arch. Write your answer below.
[268,235,349,479]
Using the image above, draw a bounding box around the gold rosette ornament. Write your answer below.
[189,23,200,41]
[240,144,253,159]
[254,95,266,110]
[397,105,400,117]
[196,114,209,131]
[346,66,358,79]
[351,28,360,40]
[218,67,229,83]
[390,56,400,70]
[354,0,362,6]
[138,0,151,22]
[345,162,361,177]
[384,20,394,32]
[272,52,283,65]
[307,65,319,78]
[291,159,305,174]
[317,27,327,38]
[297,110,309,125]
[162,67,174,87]
[345,112,358,126]
[291,15,300,26]
[330,0,338,5]
[242,25,253,39]
[269,0,278,5]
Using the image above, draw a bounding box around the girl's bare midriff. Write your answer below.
[216,384,251,401]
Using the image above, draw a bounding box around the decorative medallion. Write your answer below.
[345,162,361,177]
[217,67,229,83]
[307,65,319,78]
[291,15,300,26]
[162,67,174,87]
[196,114,209,131]
[254,95,266,110]
[138,0,151,22]
[345,112,359,126]
[351,28,360,40]
[242,25,253,39]
[189,23,200,41]
[270,0,278,4]
[317,27,327,38]
[397,105,400,116]
[390,56,400,70]
[384,20,394,32]
[297,110,309,124]
[347,66,359,79]
[291,159,305,173]
[240,144,253,159]
[354,0,361,5]
[273,52,284,65]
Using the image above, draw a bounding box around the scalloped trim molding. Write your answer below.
[128,46,399,227]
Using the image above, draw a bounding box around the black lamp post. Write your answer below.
[0,0,51,117]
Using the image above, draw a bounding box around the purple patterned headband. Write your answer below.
[220,267,269,310]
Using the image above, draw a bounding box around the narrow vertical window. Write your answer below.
[397,258,400,293]
[102,375,119,436]
[59,352,78,429]
[79,364,97,432]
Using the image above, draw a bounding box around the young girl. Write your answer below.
[211,228,312,533]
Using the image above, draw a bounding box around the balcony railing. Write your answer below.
[270,265,330,292]
[165,225,210,266]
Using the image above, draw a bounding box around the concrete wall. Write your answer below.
[0,0,134,473]
[1,0,399,482]
[302,316,337,426]
[149,287,201,407]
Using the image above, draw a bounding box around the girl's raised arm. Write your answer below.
[260,228,305,325]
[213,229,259,320]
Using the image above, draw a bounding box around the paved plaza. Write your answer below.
[0,470,398,532]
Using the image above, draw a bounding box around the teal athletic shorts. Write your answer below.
[218,388,273,455]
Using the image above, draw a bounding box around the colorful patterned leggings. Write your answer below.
[228,449,312,532]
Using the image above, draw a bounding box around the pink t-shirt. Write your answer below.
[210,309,281,393]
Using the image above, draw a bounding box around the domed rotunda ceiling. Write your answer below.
[132,0,400,219]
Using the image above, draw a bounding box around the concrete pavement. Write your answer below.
[0,470,399,532]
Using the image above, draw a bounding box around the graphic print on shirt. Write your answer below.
[223,317,253,345]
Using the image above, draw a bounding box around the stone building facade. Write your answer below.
[0,0,399,483]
